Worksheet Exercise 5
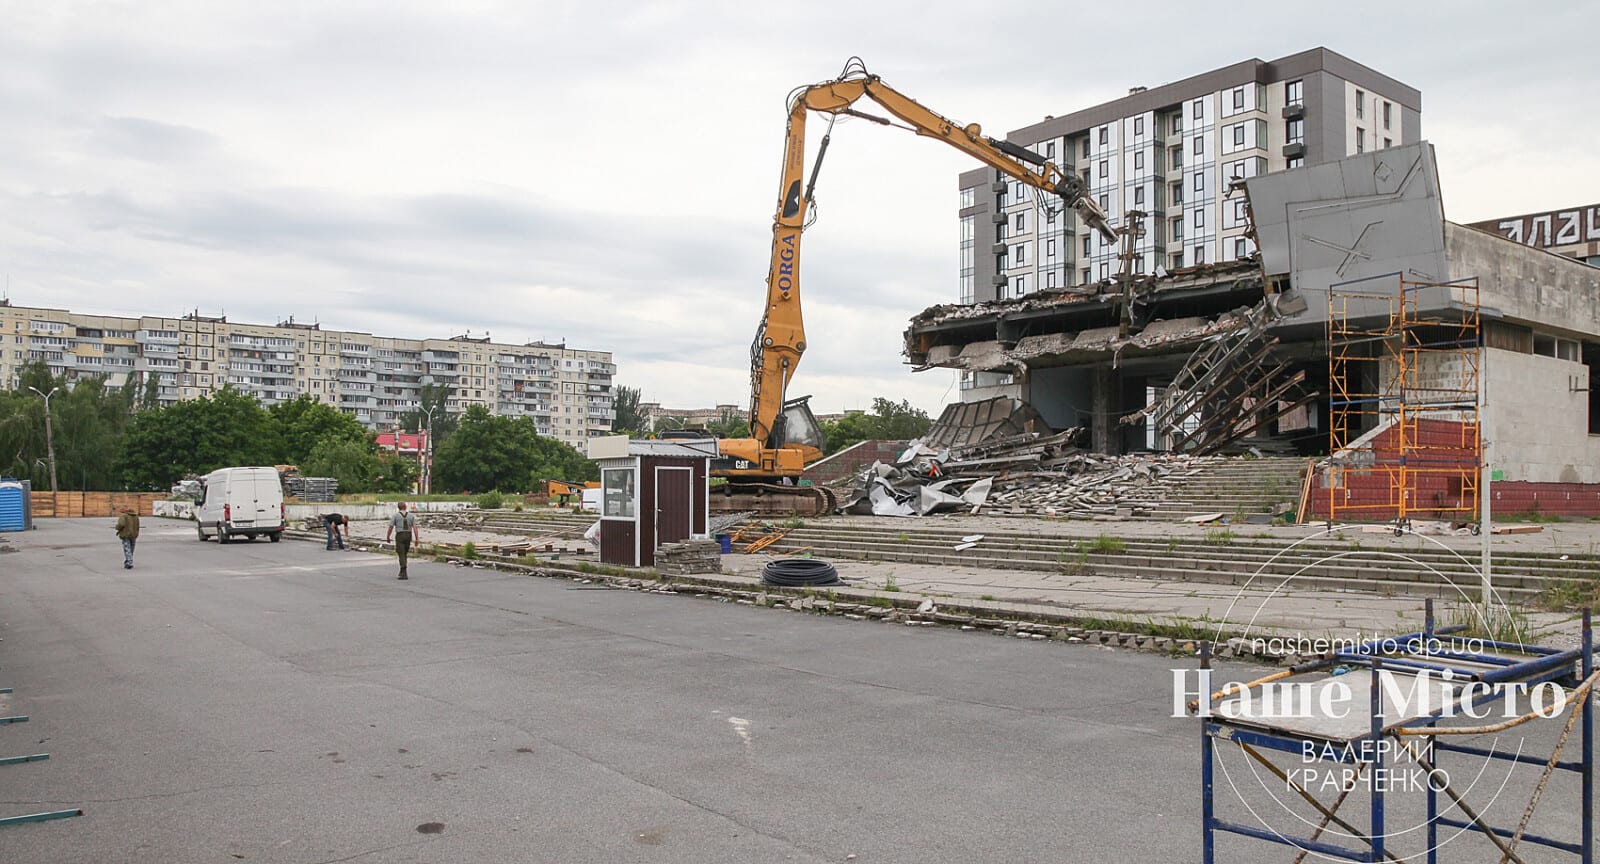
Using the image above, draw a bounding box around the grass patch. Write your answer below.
[867,595,895,608]
[980,594,997,602]
[1538,577,1599,612]
[883,574,901,593]
[1086,533,1126,554]
[1446,603,1533,644]
[781,516,807,529]
[460,541,479,560]
[475,490,505,510]
[1203,529,1237,544]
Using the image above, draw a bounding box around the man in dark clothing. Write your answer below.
[323,513,349,550]
[115,506,141,569]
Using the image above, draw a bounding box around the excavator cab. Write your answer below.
[772,396,826,452]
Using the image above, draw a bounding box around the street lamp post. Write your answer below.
[417,404,439,495]
[27,386,59,494]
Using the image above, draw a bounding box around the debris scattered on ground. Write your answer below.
[1492,524,1544,535]
[655,539,723,575]
[838,425,1240,519]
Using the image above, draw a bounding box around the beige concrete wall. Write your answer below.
[1486,348,1600,483]
[1448,223,1600,338]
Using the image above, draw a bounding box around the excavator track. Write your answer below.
[712,482,836,516]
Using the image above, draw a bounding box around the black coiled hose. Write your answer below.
[761,558,841,587]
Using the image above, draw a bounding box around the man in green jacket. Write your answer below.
[115,506,141,570]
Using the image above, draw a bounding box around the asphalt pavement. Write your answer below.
[0,519,1582,862]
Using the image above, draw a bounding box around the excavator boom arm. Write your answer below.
[748,61,1115,447]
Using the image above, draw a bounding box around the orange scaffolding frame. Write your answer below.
[1326,274,1481,529]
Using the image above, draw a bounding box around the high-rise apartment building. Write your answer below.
[957,47,1420,305]
[0,302,616,449]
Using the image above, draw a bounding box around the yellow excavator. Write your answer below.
[710,57,1117,514]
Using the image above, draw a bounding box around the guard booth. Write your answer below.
[586,436,716,568]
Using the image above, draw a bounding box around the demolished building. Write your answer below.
[906,142,1600,517]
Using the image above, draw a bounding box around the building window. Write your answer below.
[1098,126,1108,145]
[1014,244,1026,264]
[1171,147,1183,170]
[1192,100,1203,121]
[1355,90,1365,119]
[1045,209,1055,226]
[1133,116,1144,136]
[1098,194,1108,211]
[1044,141,1056,159]
[1232,87,1245,110]
[1383,137,1392,149]
[1193,173,1205,193]
[1286,118,1304,144]
[1357,128,1366,153]
[1098,159,1108,180]
[1193,135,1205,156]
[1081,268,1091,284]
[1046,271,1057,289]
[1134,187,1144,206]
[1285,79,1303,106]
[1194,208,1205,229]
[1382,101,1392,129]
[1014,275,1026,294]
[1134,151,1145,171]
[1171,114,1183,134]
[1171,216,1184,241]
[1171,253,1184,270]
[1170,181,1183,205]
[1287,155,1304,169]
[1232,199,1246,222]
[1235,238,1248,258]
[1082,137,1090,158]
[1083,236,1091,256]
[1232,124,1245,146]
[1193,245,1206,264]
[1046,239,1056,257]
[1014,212,1026,232]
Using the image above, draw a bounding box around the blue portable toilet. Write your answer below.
[0,480,25,532]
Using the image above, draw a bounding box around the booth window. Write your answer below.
[602,468,635,518]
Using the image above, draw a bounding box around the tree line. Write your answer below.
[611,386,932,454]
[2,363,595,494]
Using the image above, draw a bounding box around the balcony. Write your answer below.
[1282,142,1305,160]
[1281,103,1305,120]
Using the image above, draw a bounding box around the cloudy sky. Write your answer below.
[3,1,1596,414]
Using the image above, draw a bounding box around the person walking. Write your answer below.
[385,502,420,579]
[323,512,349,550]
[115,506,141,570]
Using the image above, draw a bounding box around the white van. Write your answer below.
[196,467,285,543]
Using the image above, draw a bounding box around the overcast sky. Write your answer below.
[3,1,1596,414]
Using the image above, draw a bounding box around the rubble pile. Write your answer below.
[840,427,1227,518]
[654,539,723,575]
[417,511,487,531]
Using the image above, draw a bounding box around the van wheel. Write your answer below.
[269,532,282,543]
[197,524,209,541]
[218,527,231,545]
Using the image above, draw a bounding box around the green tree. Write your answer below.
[1,363,136,490]
[820,397,932,455]
[299,437,418,494]
[115,387,282,489]
[268,395,369,465]
[398,383,459,444]
[705,407,748,439]
[611,385,648,435]
[433,405,595,492]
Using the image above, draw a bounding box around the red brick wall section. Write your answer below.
[804,440,908,486]
[1310,418,1600,519]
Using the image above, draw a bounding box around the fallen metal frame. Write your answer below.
[1198,602,1593,863]
[1,675,84,830]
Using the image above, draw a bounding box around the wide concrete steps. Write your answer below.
[756,522,1591,603]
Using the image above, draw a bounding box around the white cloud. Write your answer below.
[3,0,1596,416]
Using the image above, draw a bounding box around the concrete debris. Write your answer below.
[655,539,723,575]
[839,424,1234,518]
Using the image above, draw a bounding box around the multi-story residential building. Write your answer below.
[954,47,1418,394]
[961,47,1419,303]
[0,303,616,449]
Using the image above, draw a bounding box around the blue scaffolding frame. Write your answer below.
[1198,604,1593,862]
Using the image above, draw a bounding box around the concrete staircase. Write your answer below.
[1129,456,1309,521]
[755,520,1594,604]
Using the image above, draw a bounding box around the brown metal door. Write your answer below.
[654,467,692,546]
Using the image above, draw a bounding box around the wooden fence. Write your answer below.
[28,492,166,518]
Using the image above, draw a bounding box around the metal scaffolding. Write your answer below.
[1326,274,1482,529]
[1196,603,1594,863]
